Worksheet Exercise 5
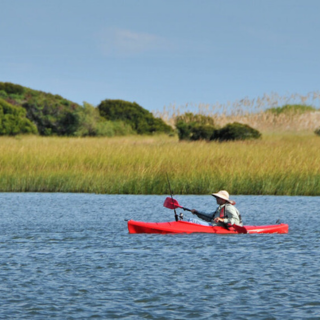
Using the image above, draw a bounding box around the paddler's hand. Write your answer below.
[191,209,198,214]
[214,217,224,223]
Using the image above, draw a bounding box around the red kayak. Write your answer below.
[128,220,289,234]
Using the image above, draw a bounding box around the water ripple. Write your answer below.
[0,194,320,319]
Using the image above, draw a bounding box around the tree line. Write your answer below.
[0,82,173,137]
[1,81,319,140]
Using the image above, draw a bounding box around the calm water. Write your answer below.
[0,193,320,319]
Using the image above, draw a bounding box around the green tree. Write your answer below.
[0,82,24,95]
[22,95,81,136]
[0,82,171,137]
[98,99,173,135]
[0,98,38,135]
[74,102,135,137]
[0,82,86,136]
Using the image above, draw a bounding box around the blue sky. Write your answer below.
[1,0,320,112]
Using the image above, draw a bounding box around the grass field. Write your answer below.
[1,133,319,195]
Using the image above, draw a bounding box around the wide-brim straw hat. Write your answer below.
[212,190,235,205]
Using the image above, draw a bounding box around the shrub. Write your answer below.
[0,98,38,135]
[0,82,25,95]
[0,82,84,136]
[190,124,216,141]
[22,94,83,136]
[98,99,173,135]
[213,122,261,141]
[315,127,320,136]
[74,102,135,137]
[0,90,8,99]
[74,102,106,137]
[6,93,25,104]
[107,120,136,136]
[175,112,215,141]
[266,104,316,115]
[175,120,192,140]
[175,112,215,126]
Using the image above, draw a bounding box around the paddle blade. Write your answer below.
[163,197,182,209]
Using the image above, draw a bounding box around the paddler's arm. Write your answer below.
[191,209,215,222]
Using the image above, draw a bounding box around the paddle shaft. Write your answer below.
[166,174,178,221]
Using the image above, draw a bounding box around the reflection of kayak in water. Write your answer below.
[127,220,289,234]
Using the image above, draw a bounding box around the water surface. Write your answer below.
[0,193,319,319]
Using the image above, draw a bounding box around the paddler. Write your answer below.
[190,190,243,227]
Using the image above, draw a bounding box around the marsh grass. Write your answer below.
[0,134,319,195]
[155,91,320,132]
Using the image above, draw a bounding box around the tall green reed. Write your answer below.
[0,134,319,195]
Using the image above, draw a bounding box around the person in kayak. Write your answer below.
[190,190,243,227]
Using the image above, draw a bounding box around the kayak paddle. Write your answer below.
[163,197,192,212]
[163,197,248,234]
